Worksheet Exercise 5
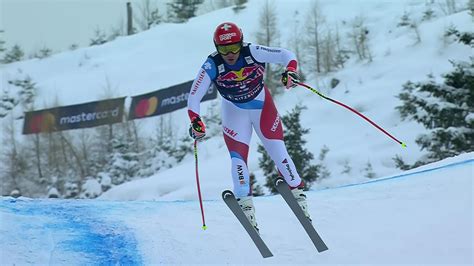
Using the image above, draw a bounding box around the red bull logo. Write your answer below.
[217,65,265,91]
[219,66,260,82]
[215,64,265,103]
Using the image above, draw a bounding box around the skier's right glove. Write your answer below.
[189,116,206,141]
[281,68,300,89]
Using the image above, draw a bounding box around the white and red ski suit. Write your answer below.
[187,43,303,197]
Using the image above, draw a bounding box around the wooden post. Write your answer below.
[127,2,133,35]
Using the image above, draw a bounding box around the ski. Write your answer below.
[275,178,329,253]
[222,190,273,258]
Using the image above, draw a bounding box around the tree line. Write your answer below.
[1,77,222,198]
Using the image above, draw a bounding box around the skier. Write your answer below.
[187,22,310,231]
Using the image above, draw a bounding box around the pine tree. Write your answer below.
[444,26,474,48]
[341,159,352,175]
[469,0,474,18]
[392,154,410,170]
[167,0,204,23]
[363,161,376,178]
[1,115,28,196]
[90,29,108,46]
[259,105,320,193]
[397,58,474,165]
[421,7,436,21]
[138,117,181,178]
[213,0,232,9]
[174,135,193,163]
[107,137,140,185]
[333,24,350,70]
[318,145,331,179]
[138,144,170,177]
[233,0,248,13]
[397,11,411,27]
[0,30,6,53]
[202,101,222,138]
[8,75,37,112]
[282,105,320,190]
[0,89,18,118]
[39,47,53,58]
[31,47,53,59]
[250,173,264,196]
[1,44,24,63]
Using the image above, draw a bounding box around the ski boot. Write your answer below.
[237,196,259,233]
[291,187,312,222]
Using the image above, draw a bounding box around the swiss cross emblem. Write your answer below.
[221,23,232,31]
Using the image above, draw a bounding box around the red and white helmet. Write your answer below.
[213,22,243,45]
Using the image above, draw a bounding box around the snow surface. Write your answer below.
[1,0,473,264]
[1,153,472,264]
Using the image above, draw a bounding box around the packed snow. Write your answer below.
[1,153,472,264]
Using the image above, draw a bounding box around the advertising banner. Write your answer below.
[23,97,125,134]
[129,80,217,120]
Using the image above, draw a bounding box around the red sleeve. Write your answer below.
[286,60,298,72]
[188,110,199,121]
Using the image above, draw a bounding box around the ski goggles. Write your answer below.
[216,43,242,55]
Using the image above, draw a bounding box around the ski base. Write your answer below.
[222,190,273,258]
[275,178,329,253]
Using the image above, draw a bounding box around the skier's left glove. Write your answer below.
[281,68,300,89]
[189,116,206,141]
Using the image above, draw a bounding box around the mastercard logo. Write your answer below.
[29,112,56,133]
[135,96,158,118]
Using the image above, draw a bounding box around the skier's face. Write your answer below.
[217,42,242,65]
[221,51,240,65]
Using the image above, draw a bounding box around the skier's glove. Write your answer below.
[189,116,206,141]
[281,68,300,89]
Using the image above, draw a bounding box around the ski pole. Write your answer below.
[194,140,207,230]
[296,81,406,148]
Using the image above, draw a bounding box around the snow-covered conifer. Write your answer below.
[397,58,474,165]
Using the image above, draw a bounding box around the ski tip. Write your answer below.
[222,190,234,199]
[275,178,285,186]
[318,245,329,252]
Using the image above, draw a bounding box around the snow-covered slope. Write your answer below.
[0,1,472,197]
[1,153,472,264]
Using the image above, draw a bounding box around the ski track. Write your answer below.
[0,200,143,265]
[0,157,472,265]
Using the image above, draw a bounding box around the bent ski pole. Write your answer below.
[296,81,406,148]
[194,140,207,230]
